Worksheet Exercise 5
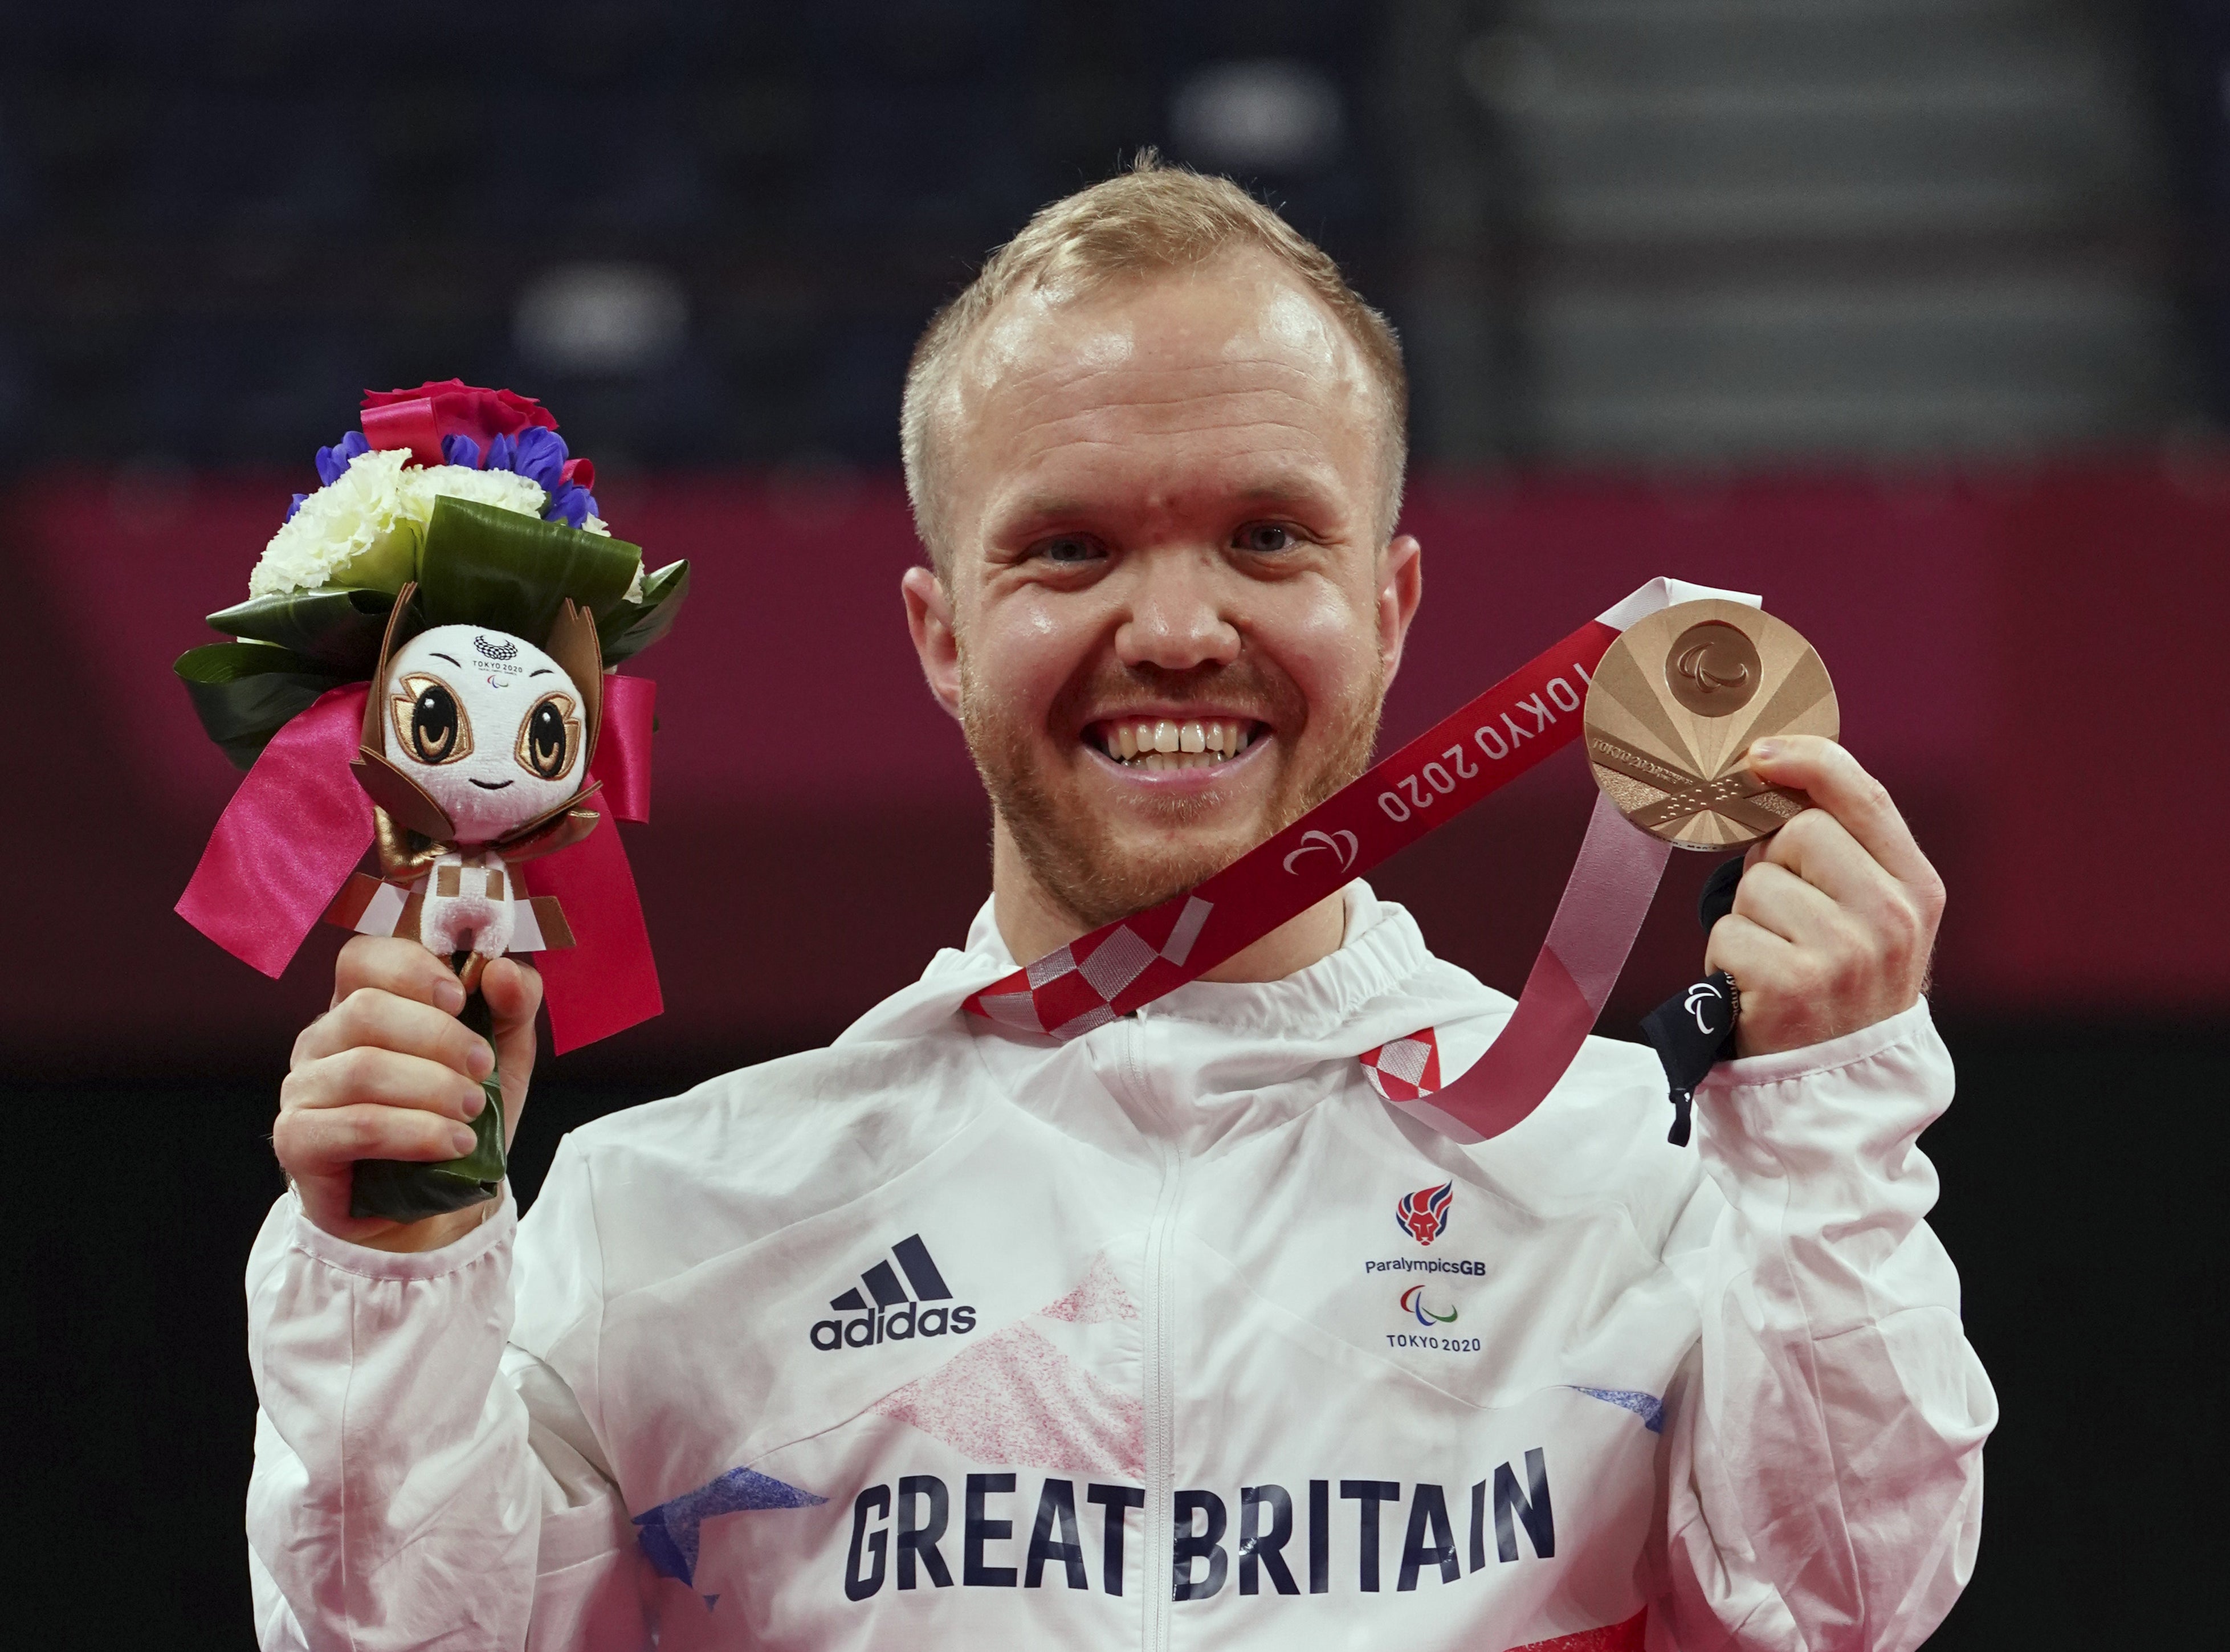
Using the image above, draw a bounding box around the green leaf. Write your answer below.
[596,559,691,665]
[174,641,349,770]
[205,587,396,675]
[415,497,642,645]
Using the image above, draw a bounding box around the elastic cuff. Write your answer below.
[285,1185,517,1281]
[1703,996,1936,1092]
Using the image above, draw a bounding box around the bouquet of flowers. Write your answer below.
[174,380,690,1219]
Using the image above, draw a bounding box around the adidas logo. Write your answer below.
[810,1234,977,1352]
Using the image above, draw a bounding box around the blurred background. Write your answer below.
[4,2,2224,1644]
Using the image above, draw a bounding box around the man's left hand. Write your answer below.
[1705,736,1947,1058]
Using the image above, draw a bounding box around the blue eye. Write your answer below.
[1237,523,1299,553]
[1035,535,1104,565]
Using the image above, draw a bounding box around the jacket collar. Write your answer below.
[839,882,1509,1079]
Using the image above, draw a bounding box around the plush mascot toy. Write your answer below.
[174,381,688,1221]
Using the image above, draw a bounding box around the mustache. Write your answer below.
[1048,658,1307,734]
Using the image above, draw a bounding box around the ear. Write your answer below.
[1377,534,1424,689]
[351,749,455,842]
[361,580,422,750]
[901,564,964,722]
[541,601,604,768]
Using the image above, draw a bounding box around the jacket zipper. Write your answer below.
[1130,1011,1185,1652]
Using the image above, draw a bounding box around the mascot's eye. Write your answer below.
[390,675,474,765]
[516,694,577,780]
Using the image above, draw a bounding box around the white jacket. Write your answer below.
[246,884,1993,1651]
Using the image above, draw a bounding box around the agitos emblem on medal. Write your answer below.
[1583,598,1838,849]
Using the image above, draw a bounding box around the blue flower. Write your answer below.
[441,433,484,469]
[284,492,309,521]
[314,430,369,486]
[509,426,570,493]
[543,482,598,529]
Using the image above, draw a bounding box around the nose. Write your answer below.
[1114,550,1242,673]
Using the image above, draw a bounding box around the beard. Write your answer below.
[959,647,1385,931]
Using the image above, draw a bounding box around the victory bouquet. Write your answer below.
[174,380,689,1220]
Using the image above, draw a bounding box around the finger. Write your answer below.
[276,1102,480,1175]
[1745,736,1934,889]
[481,958,543,1069]
[282,1045,488,1123]
[477,957,543,1147]
[333,935,467,1016]
[1756,807,1899,912]
[1728,858,1846,948]
[1704,909,1798,985]
[294,988,496,1079]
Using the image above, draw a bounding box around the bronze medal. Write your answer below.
[1583,598,1838,849]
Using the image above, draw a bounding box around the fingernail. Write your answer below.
[466,1040,495,1079]
[1750,739,1780,761]
[449,1124,479,1155]
[436,978,466,1014]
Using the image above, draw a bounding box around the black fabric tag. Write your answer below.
[1640,970,1739,1147]
[1698,852,1746,933]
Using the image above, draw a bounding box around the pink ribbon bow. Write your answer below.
[176,674,662,1054]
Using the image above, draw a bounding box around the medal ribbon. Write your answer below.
[966,578,1749,1144]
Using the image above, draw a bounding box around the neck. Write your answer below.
[989,823,1348,985]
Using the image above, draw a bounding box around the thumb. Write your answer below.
[478,957,543,1148]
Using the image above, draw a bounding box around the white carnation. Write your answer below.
[248,450,550,597]
[398,460,548,526]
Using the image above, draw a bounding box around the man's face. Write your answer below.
[905,250,1421,931]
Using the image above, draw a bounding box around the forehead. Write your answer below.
[944,251,1383,521]
[391,626,568,688]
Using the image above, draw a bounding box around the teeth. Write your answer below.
[1099,717,1259,766]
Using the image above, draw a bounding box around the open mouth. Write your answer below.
[1087,717,1262,773]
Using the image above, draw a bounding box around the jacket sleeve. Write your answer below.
[1656,998,1997,1652]
[244,1180,650,1651]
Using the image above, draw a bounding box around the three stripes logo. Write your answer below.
[809,1234,977,1352]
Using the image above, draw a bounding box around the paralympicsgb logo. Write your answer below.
[1396,1180,1453,1246]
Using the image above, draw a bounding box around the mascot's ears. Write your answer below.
[346,582,607,849]
[351,581,455,842]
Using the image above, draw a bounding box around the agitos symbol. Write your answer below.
[1399,1284,1457,1326]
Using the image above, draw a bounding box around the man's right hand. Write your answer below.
[276,936,543,1251]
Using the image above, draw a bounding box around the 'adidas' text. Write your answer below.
[812,1234,977,1352]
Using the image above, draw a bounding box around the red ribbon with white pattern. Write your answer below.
[966,578,1751,1144]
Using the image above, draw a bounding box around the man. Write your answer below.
[251,160,1991,1650]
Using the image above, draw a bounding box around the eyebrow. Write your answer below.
[529,668,554,678]
[430,652,461,666]
[1001,471,1337,528]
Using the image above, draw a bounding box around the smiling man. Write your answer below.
[248,159,1992,1651]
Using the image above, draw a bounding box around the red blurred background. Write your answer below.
[14,456,2224,1070]
[10,7,2230,1643]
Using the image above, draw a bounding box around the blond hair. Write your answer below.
[900,152,1408,572]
